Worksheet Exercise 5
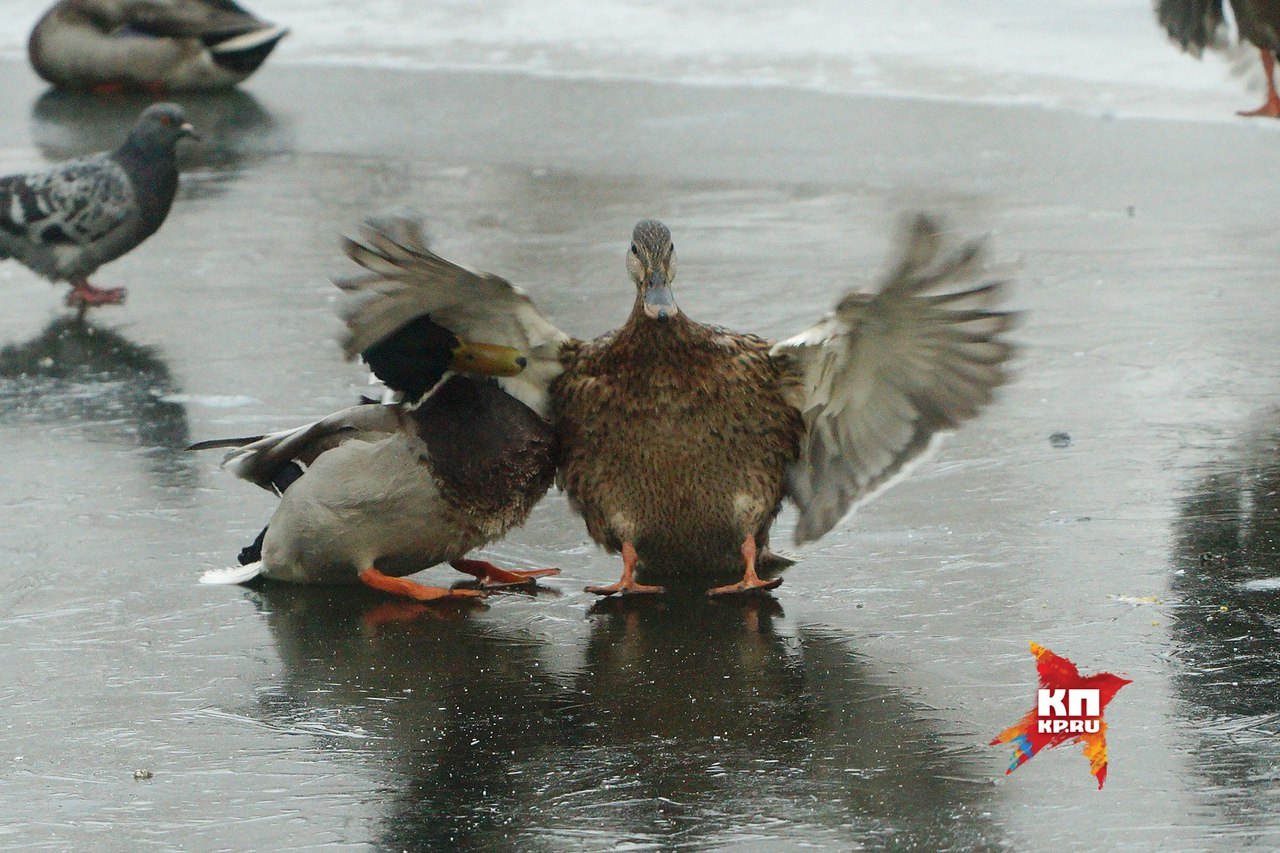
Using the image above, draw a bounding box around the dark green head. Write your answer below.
[361,315,527,401]
[627,219,679,320]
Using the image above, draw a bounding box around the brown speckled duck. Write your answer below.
[337,213,1015,597]
[192,216,560,602]
[29,0,287,92]
[1157,0,1280,116]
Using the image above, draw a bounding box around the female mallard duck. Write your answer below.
[29,0,287,92]
[337,212,1014,597]
[1157,0,1280,116]
[194,219,560,601]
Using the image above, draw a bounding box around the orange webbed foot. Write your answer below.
[707,534,782,597]
[450,558,561,589]
[1238,49,1280,117]
[585,578,666,596]
[585,541,665,596]
[707,576,783,597]
[1236,101,1280,118]
[358,568,486,603]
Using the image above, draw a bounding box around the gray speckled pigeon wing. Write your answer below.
[0,154,138,279]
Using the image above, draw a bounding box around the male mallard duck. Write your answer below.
[0,102,197,307]
[1157,0,1280,116]
[337,213,1015,597]
[29,0,287,92]
[194,218,560,601]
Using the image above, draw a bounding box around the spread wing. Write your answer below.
[336,210,572,418]
[771,214,1016,545]
[0,156,135,259]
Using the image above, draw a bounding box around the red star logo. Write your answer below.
[990,642,1131,788]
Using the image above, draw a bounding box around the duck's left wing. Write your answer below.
[336,211,572,418]
[770,215,1016,545]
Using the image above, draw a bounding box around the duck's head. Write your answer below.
[132,103,200,148]
[362,315,527,401]
[627,219,679,320]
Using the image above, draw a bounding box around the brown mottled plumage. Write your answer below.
[554,305,802,577]
[331,212,1015,598]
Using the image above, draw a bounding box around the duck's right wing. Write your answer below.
[336,210,572,418]
[188,403,401,494]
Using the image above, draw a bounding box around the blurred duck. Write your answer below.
[337,212,1015,597]
[194,216,561,601]
[29,0,287,92]
[1157,0,1280,116]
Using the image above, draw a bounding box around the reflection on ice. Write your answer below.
[248,586,1002,850]
[1173,409,1280,832]
[0,316,195,490]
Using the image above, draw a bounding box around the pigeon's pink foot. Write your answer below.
[66,280,127,307]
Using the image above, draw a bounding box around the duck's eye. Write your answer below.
[630,244,638,256]
[160,115,173,127]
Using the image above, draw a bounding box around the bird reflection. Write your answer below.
[251,587,1002,850]
[1173,410,1280,827]
[30,88,288,199]
[0,316,195,489]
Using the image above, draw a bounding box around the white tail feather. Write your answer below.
[211,27,289,54]
[200,562,264,585]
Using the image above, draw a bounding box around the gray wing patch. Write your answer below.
[0,155,137,279]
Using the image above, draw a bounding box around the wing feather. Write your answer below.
[772,214,1016,545]
[189,404,401,493]
[336,210,571,418]
[0,156,134,257]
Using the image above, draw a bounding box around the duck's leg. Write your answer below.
[708,535,783,596]
[1239,49,1280,117]
[585,542,665,596]
[450,558,561,589]
[65,278,127,307]
[358,567,485,602]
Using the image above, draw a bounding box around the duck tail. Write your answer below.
[187,435,264,452]
[208,26,289,75]
[200,561,263,585]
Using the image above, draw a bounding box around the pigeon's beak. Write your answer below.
[179,122,200,141]
[449,340,527,377]
[642,270,679,320]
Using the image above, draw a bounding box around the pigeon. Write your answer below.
[28,0,288,92]
[0,102,198,307]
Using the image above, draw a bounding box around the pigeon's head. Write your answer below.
[132,103,200,148]
[626,219,679,321]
